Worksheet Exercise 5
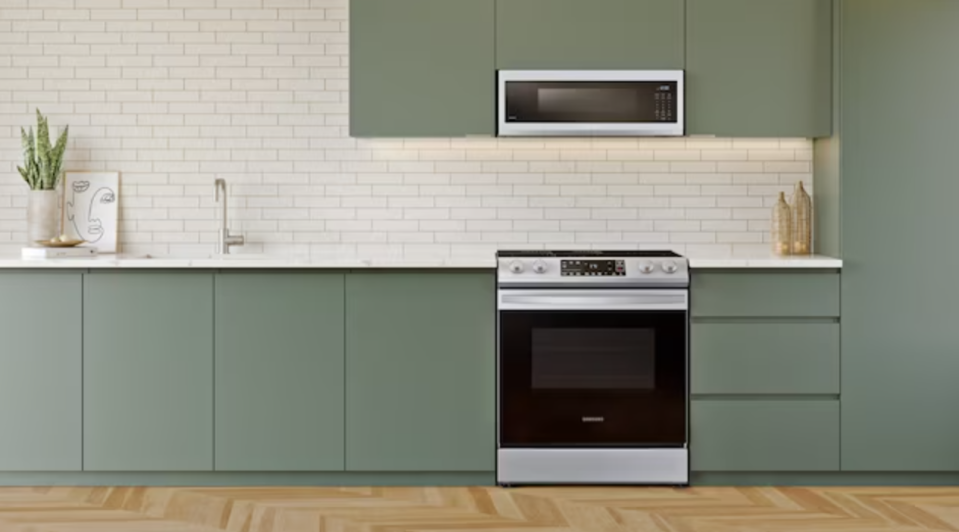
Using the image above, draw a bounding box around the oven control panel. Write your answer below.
[497,255,690,287]
[561,259,626,277]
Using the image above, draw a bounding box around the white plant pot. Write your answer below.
[27,189,60,243]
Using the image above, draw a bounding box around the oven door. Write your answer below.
[498,289,688,448]
[497,70,684,137]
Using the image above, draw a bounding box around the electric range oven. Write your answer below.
[496,250,689,485]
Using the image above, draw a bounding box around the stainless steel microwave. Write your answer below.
[497,70,684,137]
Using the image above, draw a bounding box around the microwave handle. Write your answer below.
[498,289,688,311]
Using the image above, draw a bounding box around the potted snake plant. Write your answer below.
[17,109,69,243]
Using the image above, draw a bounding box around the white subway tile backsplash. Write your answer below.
[0,0,813,259]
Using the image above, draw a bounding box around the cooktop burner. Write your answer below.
[496,250,683,258]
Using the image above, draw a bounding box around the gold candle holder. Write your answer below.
[771,192,792,256]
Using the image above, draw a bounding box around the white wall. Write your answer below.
[0,0,813,259]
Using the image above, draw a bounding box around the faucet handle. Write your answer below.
[214,178,226,201]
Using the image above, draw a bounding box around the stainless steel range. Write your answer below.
[496,250,689,486]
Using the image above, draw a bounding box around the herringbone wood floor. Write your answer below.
[1,486,958,531]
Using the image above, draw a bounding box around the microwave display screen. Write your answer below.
[505,81,677,124]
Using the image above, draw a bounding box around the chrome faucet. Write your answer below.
[214,178,244,255]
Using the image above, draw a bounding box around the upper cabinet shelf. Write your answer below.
[495,0,684,70]
[685,0,833,137]
[349,0,833,138]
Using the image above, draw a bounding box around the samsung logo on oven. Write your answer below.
[581,416,605,423]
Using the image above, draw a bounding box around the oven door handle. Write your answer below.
[498,289,688,311]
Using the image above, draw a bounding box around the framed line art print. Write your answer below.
[62,172,119,253]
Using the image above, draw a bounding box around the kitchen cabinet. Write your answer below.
[214,272,345,471]
[83,272,214,471]
[690,269,841,473]
[840,0,959,471]
[350,0,494,137]
[495,0,684,70]
[691,271,840,318]
[692,400,840,471]
[692,323,839,395]
[345,272,495,471]
[0,273,82,471]
[685,0,832,137]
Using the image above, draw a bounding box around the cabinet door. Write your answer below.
[0,273,81,471]
[345,272,495,471]
[350,0,494,137]
[691,271,840,318]
[841,0,959,471]
[84,272,214,471]
[692,323,840,395]
[215,273,345,471]
[692,400,839,471]
[496,0,684,69]
[686,0,832,137]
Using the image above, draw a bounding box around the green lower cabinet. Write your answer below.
[692,271,840,318]
[692,323,840,395]
[215,273,346,471]
[83,272,214,471]
[345,272,495,471]
[0,273,82,471]
[691,400,840,472]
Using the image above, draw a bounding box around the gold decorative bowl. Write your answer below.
[35,239,86,248]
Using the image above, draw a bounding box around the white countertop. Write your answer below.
[687,254,843,269]
[0,252,842,269]
[0,254,492,269]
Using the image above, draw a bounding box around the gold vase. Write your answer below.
[791,181,812,255]
[771,192,792,256]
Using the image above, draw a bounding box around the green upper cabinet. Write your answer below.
[841,0,959,471]
[0,273,82,471]
[350,0,494,137]
[345,272,495,471]
[215,272,346,472]
[495,0,684,69]
[83,272,214,471]
[686,0,832,137]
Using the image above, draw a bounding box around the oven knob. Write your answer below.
[532,260,548,274]
[662,260,678,274]
[638,261,655,274]
[508,260,525,274]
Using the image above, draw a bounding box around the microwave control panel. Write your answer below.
[560,260,626,277]
[653,84,676,122]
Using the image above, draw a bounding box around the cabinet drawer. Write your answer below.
[692,272,839,317]
[691,400,839,471]
[692,323,839,394]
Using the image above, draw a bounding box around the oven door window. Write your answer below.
[531,328,656,390]
[499,310,687,447]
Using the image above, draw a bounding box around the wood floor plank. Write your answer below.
[0,486,957,532]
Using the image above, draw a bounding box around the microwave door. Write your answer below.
[497,71,684,137]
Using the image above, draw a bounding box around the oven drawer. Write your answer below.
[691,323,839,395]
[691,272,839,317]
[691,400,839,471]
